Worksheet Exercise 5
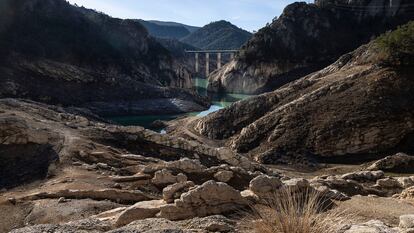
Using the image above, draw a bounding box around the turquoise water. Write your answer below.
[108,78,253,130]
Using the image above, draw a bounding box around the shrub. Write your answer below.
[245,188,350,233]
[374,21,414,66]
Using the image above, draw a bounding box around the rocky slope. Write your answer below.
[181,20,252,50]
[195,22,414,165]
[207,0,414,94]
[3,99,414,232]
[137,20,195,40]
[0,0,209,116]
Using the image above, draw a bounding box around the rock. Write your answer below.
[376,178,402,189]
[166,158,207,173]
[97,163,110,170]
[57,197,66,203]
[368,153,414,173]
[207,1,413,95]
[249,175,282,194]
[400,215,414,229]
[315,186,350,201]
[24,189,151,204]
[110,174,152,183]
[214,171,234,183]
[151,169,187,186]
[343,220,398,233]
[162,181,195,203]
[7,197,16,205]
[341,171,385,182]
[398,177,414,189]
[399,187,414,200]
[196,26,414,166]
[158,180,246,220]
[282,178,310,190]
[114,200,166,227]
[0,0,209,117]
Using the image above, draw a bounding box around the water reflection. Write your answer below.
[108,78,253,130]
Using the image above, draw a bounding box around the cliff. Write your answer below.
[0,0,209,116]
[196,21,414,165]
[207,0,414,94]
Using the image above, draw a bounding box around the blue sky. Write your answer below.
[67,0,312,32]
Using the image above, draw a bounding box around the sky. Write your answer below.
[67,0,313,32]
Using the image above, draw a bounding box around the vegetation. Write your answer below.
[246,189,349,233]
[138,20,191,39]
[374,21,414,66]
[181,20,252,50]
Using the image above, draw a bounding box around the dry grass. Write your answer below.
[246,188,351,233]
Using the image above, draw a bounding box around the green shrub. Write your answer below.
[374,21,414,66]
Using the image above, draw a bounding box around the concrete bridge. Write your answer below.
[186,50,238,77]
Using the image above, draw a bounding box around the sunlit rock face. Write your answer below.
[207,0,414,94]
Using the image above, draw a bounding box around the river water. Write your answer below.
[108,78,253,131]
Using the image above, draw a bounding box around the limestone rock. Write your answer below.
[368,153,414,173]
[376,178,402,189]
[214,171,234,183]
[151,169,187,186]
[114,200,166,227]
[282,178,310,190]
[341,171,385,182]
[400,215,414,229]
[158,180,246,220]
[343,220,398,233]
[399,187,414,200]
[162,181,195,204]
[249,175,282,194]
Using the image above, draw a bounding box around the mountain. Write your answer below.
[0,0,209,116]
[195,21,414,166]
[137,20,196,39]
[181,20,252,50]
[148,20,200,33]
[207,0,414,94]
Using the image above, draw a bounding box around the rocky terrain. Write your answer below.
[0,0,209,116]
[207,0,414,94]
[2,99,414,232]
[193,21,414,167]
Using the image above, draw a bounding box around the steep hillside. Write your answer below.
[137,20,192,39]
[195,21,414,165]
[181,20,252,50]
[0,0,209,116]
[148,20,200,33]
[207,0,414,94]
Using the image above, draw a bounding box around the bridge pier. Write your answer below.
[195,53,199,73]
[217,53,222,69]
[205,53,210,77]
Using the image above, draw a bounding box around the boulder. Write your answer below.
[114,200,166,227]
[162,181,195,204]
[151,169,187,186]
[368,153,414,173]
[158,180,246,220]
[249,175,282,194]
[214,171,234,183]
[376,178,402,189]
[399,187,414,200]
[400,215,414,229]
[341,171,385,182]
[282,178,310,190]
[343,220,398,233]
[398,177,414,189]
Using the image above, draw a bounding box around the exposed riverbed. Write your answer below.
[108,78,253,131]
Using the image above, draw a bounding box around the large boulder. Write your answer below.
[368,153,414,173]
[158,180,246,220]
[249,175,282,194]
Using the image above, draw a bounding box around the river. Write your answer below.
[108,78,253,131]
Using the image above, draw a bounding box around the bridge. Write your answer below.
[186,50,238,77]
